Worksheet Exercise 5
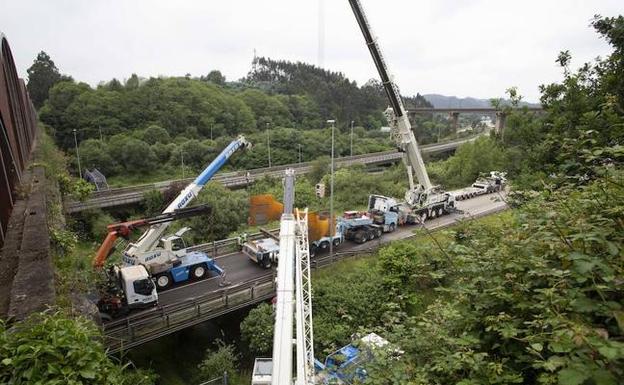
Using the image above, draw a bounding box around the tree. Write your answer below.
[241,303,274,355]
[195,341,238,382]
[202,70,226,86]
[26,51,68,109]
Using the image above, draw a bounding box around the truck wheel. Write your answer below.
[374,228,382,238]
[332,238,341,247]
[191,264,207,280]
[263,259,272,269]
[367,230,375,241]
[437,208,444,217]
[389,223,396,232]
[320,241,329,250]
[420,212,427,224]
[310,244,318,257]
[155,273,171,290]
[429,209,437,219]
[355,230,367,244]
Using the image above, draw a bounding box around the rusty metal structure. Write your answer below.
[0,33,39,247]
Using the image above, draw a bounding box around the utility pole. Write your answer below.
[73,129,82,179]
[181,151,185,179]
[266,122,272,168]
[298,144,302,163]
[350,120,354,157]
[327,119,335,258]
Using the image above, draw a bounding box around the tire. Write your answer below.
[263,259,272,269]
[367,231,375,241]
[437,208,443,217]
[429,209,437,219]
[155,273,171,290]
[374,228,382,238]
[420,212,427,224]
[389,223,396,232]
[310,244,318,257]
[332,238,341,247]
[355,230,367,244]
[191,264,207,280]
[319,241,330,250]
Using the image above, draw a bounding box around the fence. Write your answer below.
[0,34,39,247]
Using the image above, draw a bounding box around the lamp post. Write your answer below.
[266,122,272,168]
[72,129,82,179]
[327,119,335,258]
[350,120,354,157]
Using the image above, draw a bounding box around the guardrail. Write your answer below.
[66,137,474,213]
[102,198,507,354]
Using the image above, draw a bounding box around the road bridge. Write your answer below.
[408,106,544,135]
[65,136,475,213]
[102,192,508,353]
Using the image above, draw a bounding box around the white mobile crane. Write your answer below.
[348,0,454,222]
[96,136,250,318]
[121,135,251,289]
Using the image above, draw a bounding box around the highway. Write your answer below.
[66,136,477,213]
[102,191,508,352]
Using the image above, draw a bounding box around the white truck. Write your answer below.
[452,171,507,201]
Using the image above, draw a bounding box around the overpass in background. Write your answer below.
[64,136,476,213]
[408,106,545,135]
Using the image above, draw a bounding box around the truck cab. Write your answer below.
[119,265,158,309]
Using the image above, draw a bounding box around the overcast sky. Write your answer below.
[1,0,621,102]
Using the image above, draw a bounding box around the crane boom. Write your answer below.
[348,0,433,201]
[124,135,250,264]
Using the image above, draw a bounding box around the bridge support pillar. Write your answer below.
[449,112,460,136]
[495,111,507,136]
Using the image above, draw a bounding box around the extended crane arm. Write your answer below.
[124,135,250,259]
[348,0,432,199]
[92,205,212,268]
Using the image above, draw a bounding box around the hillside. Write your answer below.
[423,93,541,109]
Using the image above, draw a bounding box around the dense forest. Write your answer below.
[37,57,454,184]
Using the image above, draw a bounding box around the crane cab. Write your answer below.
[159,227,192,258]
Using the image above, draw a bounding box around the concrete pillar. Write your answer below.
[449,112,460,135]
[495,111,507,136]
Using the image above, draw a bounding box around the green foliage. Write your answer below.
[427,136,507,189]
[183,182,248,243]
[26,51,71,109]
[195,341,238,382]
[0,311,156,385]
[240,303,274,355]
[49,228,77,256]
[142,190,164,217]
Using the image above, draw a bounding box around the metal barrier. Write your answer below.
[0,34,38,247]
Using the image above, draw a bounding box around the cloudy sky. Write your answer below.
[1,0,621,102]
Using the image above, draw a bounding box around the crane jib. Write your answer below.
[349,0,404,117]
[193,140,242,187]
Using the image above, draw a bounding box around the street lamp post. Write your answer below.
[73,129,82,179]
[327,119,335,258]
[266,122,272,168]
[350,120,354,157]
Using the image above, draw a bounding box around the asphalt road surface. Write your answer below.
[154,192,507,307]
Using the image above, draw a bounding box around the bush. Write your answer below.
[0,311,156,385]
[241,303,274,355]
[195,341,238,382]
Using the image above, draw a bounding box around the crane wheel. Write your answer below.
[319,241,330,250]
[437,208,444,217]
[389,223,396,232]
[155,273,172,290]
[332,238,341,247]
[191,264,207,280]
